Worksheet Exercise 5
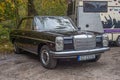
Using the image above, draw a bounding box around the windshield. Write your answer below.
[34,16,76,32]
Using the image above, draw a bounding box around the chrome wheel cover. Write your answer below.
[41,50,50,65]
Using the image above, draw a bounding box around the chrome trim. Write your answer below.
[96,35,102,37]
[50,47,110,55]
[73,34,96,50]
[11,35,55,44]
[74,34,93,38]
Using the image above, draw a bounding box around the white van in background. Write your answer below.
[67,0,108,33]
[67,0,120,46]
[100,0,120,46]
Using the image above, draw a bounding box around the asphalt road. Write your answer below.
[0,47,120,80]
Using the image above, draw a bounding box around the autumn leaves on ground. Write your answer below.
[0,0,67,53]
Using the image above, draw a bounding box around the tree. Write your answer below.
[0,0,25,27]
[34,0,67,16]
[13,0,20,26]
[0,0,15,21]
[28,0,38,16]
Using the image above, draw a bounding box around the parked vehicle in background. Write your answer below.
[10,16,109,69]
[100,0,120,46]
[67,0,108,33]
[67,0,120,46]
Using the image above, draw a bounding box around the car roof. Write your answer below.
[17,16,77,29]
[21,16,70,19]
[35,16,68,17]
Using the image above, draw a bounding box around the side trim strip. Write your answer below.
[12,35,55,44]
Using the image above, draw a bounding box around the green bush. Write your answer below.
[0,25,13,53]
[0,25,10,43]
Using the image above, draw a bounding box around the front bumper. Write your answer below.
[50,47,110,58]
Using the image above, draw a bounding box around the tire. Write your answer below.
[13,42,22,54]
[39,45,57,69]
[89,54,101,62]
[116,36,120,47]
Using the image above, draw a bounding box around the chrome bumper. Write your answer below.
[50,47,110,58]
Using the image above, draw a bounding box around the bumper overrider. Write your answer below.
[50,47,110,58]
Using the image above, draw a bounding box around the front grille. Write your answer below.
[64,38,74,50]
[74,34,96,50]
[96,36,103,47]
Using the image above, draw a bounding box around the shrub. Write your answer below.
[0,25,13,53]
[0,24,10,43]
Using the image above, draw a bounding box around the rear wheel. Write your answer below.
[13,42,22,54]
[39,45,57,69]
[116,36,120,47]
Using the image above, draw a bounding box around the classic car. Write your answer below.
[10,16,109,69]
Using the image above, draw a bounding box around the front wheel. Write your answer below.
[39,45,57,69]
[116,36,120,47]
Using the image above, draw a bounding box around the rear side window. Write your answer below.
[19,18,33,30]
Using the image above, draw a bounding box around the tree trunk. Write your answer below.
[13,0,20,27]
[28,0,38,16]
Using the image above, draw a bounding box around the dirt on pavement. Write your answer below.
[0,47,120,80]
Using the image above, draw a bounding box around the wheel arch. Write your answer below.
[11,38,15,44]
[38,43,47,55]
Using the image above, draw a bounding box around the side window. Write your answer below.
[19,18,33,30]
[33,17,43,30]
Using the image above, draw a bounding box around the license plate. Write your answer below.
[77,55,95,61]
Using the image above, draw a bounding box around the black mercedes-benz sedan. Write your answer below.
[10,16,109,69]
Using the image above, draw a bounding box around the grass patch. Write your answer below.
[0,41,13,54]
[0,23,14,54]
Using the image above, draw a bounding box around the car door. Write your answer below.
[25,18,39,54]
[18,18,35,51]
[16,18,30,49]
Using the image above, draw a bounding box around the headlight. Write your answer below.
[55,37,64,51]
[102,34,109,47]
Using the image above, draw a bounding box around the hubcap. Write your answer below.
[41,50,50,65]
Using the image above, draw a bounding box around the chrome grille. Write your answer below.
[74,34,96,50]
